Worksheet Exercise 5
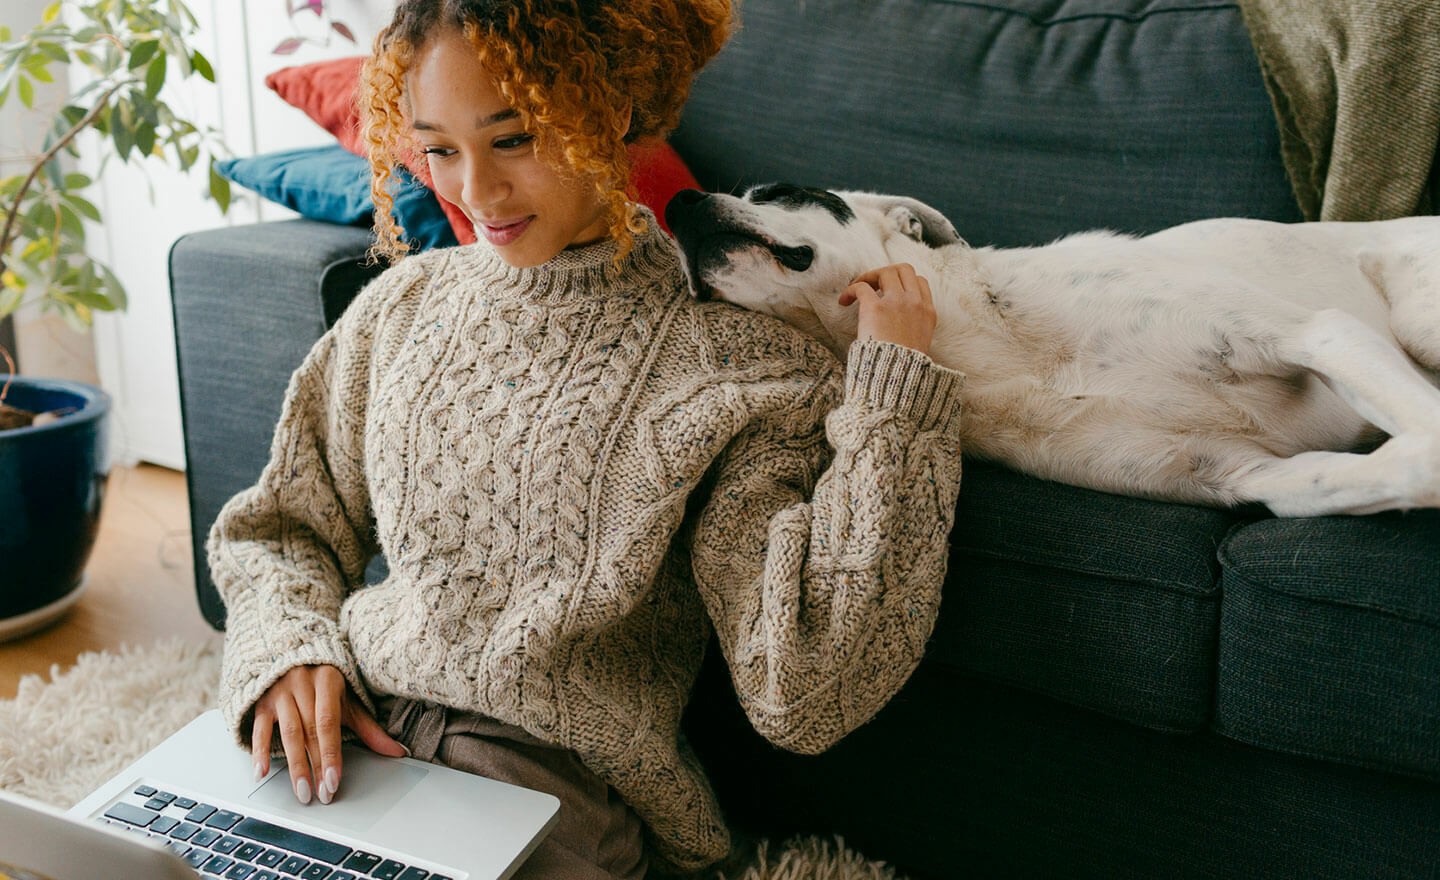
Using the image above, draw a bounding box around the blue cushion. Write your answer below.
[216,145,458,251]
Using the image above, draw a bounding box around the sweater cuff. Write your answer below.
[844,339,964,434]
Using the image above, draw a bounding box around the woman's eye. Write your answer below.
[494,133,535,151]
[421,146,454,158]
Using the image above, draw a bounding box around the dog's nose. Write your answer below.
[665,189,710,230]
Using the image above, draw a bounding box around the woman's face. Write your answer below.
[408,28,610,267]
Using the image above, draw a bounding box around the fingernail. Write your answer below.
[295,778,312,805]
[324,768,339,793]
[317,781,333,805]
[253,763,265,784]
[400,744,411,758]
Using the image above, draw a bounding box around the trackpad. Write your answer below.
[249,748,427,834]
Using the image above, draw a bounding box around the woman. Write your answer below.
[209,0,964,876]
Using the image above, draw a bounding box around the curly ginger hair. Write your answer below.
[359,0,734,262]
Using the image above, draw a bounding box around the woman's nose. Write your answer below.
[462,156,507,212]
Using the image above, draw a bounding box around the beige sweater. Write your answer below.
[208,217,964,871]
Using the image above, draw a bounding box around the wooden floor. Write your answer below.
[0,463,222,698]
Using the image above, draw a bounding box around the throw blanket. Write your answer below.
[1236,0,1440,220]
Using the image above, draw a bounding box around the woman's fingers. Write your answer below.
[345,700,410,759]
[311,667,347,805]
[840,262,937,354]
[248,665,407,806]
[250,705,274,782]
[272,692,315,805]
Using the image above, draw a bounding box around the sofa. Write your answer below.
[170,1,1440,877]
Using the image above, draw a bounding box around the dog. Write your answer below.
[664,184,1440,516]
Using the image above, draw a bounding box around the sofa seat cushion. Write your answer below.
[1215,511,1440,782]
[675,0,1301,248]
[932,459,1242,732]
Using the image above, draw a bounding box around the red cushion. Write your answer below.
[264,56,698,243]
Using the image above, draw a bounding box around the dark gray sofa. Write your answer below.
[171,1,1440,877]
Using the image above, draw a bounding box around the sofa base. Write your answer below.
[686,657,1440,879]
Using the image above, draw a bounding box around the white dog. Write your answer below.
[665,184,1440,516]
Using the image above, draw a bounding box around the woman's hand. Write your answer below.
[250,664,408,805]
[839,262,937,355]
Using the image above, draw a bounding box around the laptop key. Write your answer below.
[233,816,353,865]
[342,852,381,873]
[103,802,159,827]
[133,784,158,797]
[253,872,281,880]
[257,849,287,867]
[187,803,219,823]
[171,821,201,840]
[214,835,244,854]
[152,815,181,835]
[175,796,199,810]
[193,828,224,847]
[202,854,236,875]
[372,859,407,880]
[279,855,311,875]
[208,809,244,831]
[396,868,430,880]
[299,865,334,879]
[226,864,257,879]
[185,849,210,868]
[235,842,265,861]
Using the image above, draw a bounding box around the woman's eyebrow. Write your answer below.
[412,108,519,132]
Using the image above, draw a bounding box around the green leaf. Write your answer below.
[134,121,157,156]
[128,39,160,69]
[56,202,86,240]
[191,49,214,82]
[209,162,232,213]
[62,173,93,190]
[36,41,69,64]
[63,193,102,222]
[17,74,33,108]
[0,285,23,319]
[144,52,167,99]
[40,3,60,25]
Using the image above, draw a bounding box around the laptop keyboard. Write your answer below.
[97,784,456,880]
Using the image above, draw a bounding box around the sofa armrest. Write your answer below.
[169,219,380,629]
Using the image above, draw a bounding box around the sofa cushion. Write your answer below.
[215,145,459,251]
[675,0,1301,247]
[1215,511,1440,781]
[933,459,1242,732]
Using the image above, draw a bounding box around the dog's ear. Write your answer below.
[842,192,963,248]
[885,199,962,248]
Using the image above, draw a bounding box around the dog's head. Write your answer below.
[664,184,963,356]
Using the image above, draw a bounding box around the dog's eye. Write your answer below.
[774,245,814,272]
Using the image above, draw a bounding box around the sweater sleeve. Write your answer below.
[206,264,420,746]
[689,338,965,754]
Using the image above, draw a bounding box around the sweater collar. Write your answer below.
[458,206,682,306]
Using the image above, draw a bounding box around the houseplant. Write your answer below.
[0,0,228,639]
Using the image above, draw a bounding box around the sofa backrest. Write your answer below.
[673,0,1301,248]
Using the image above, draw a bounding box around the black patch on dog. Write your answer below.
[746,183,855,224]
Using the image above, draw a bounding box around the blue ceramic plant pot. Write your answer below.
[0,376,111,640]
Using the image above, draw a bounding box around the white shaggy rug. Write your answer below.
[0,638,904,880]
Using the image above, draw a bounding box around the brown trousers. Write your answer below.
[385,698,648,879]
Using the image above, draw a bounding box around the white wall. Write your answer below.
[72,0,393,468]
[1,0,98,386]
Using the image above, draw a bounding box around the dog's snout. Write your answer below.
[665,189,710,231]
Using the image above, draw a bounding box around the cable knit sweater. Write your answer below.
[208,215,964,871]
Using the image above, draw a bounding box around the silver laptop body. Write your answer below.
[2,709,559,880]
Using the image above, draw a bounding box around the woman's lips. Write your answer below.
[477,216,533,247]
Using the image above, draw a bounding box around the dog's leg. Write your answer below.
[1234,308,1440,515]
[1235,438,1440,516]
[1361,237,1440,372]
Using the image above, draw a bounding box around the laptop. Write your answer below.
[0,709,559,880]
